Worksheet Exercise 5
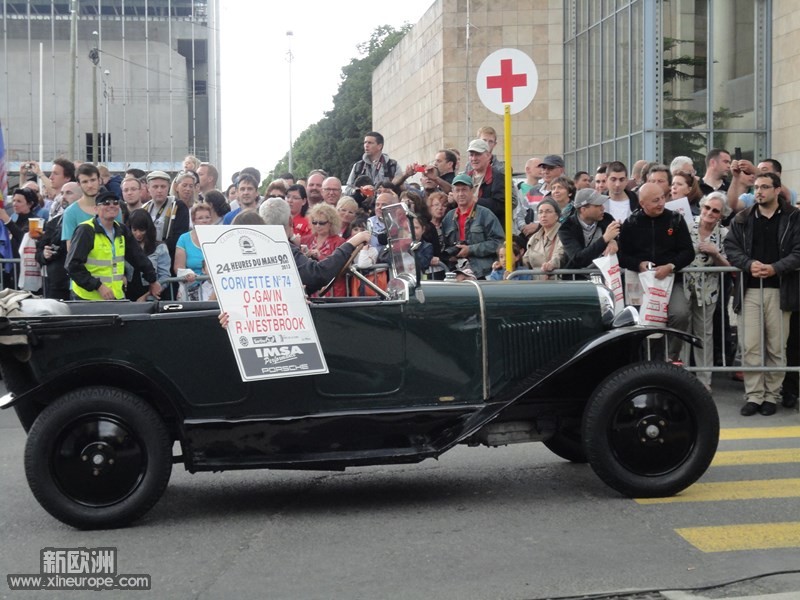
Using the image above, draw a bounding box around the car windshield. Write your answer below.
[381,203,416,280]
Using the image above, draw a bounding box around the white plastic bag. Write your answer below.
[176,268,214,301]
[624,269,643,306]
[593,253,624,313]
[17,233,43,292]
[638,270,674,328]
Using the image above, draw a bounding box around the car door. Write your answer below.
[310,299,406,408]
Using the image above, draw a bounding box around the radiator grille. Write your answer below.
[500,318,583,379]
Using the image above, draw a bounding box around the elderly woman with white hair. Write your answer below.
[684,191,731,390]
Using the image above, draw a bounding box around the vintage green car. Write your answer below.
[0,204,718,529]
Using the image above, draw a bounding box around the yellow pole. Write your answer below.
[504,104,513,274]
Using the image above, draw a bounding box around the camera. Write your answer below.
[443,242,466,258]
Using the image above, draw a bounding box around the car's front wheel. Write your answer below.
[582,361,718,498]
[24,386,173,529]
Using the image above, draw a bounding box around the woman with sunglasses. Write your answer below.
[683,191,731,390]
[301,203,346,296]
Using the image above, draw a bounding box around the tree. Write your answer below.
[269,24,411,182]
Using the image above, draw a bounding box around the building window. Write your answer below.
[564,0,770,174]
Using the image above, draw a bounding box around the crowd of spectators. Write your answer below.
[7,135,800,416]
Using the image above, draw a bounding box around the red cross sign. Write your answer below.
[486,59,528,103]
[476,48,538,115]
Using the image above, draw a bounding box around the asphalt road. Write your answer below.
[1,374,799,600]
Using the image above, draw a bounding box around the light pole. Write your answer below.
[89,31,100,164]
[102,69,110,163]
[68,0,77,159]
[286,30,294,174]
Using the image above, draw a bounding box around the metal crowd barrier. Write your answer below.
[508,265,800,384]
[0,258,22,290]
[16,256,800,391]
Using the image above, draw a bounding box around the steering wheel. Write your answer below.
[316,242,365,298]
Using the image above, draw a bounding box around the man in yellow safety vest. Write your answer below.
[66,190,162,301]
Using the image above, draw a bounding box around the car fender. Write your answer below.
[436,326,701,451]
[1,360,185,434]
[512,325,701,399]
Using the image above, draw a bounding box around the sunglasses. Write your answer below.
[702,206,722,215]
[268,194,285,199]
[311,220,329,226]
[96,199,121,206]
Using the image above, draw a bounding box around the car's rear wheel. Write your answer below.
[582,361,718,498]
[24,386,172,529]
[543,427,587,463]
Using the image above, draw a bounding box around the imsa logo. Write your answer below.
[255,346,304,365]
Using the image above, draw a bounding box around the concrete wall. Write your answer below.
[373,0,564,174]
[771,2,800,189]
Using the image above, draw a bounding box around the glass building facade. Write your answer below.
[564,0,771,174]
[0,0,221,171]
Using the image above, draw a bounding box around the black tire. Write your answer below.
[543,428,588,463]
[582,361,719,498]
[24,386,173,529]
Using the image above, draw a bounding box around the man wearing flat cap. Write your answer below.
[558,188,621,269]
[67,190,161,301]
[143,170,190,261]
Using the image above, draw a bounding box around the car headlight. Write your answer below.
[595,285,616,327]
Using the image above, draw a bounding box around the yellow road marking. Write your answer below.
[711,448,800,466]
[720,426,800,440]
[676,522,800,552]
[636,478,800,504]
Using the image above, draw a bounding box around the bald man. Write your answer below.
[618,182,695,360]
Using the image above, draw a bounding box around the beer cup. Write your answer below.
[28,218,43,239]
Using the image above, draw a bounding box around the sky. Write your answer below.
[218,0,435,186]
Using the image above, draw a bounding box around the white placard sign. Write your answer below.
[664,197,694,233]
[196,225,328,382]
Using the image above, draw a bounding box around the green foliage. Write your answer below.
[269,24,411,182]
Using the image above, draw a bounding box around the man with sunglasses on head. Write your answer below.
[66,190,161,301]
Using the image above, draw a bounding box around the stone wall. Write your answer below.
[373,0,563,174]
[771,2,800,189]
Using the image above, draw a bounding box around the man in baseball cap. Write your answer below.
[540,154,565,169]
[465,138,513,227]
[441,168,505,279]
[558,187,620,268]
[525,155,565,212]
